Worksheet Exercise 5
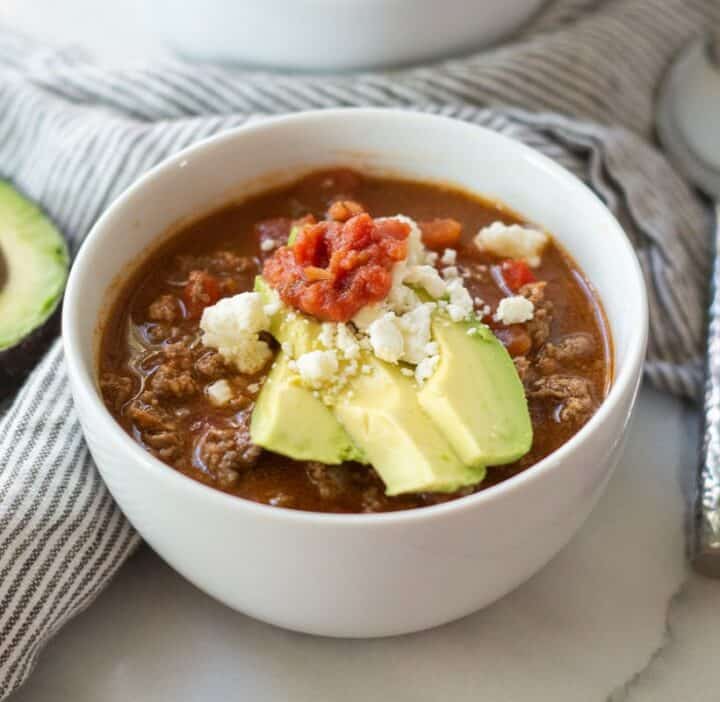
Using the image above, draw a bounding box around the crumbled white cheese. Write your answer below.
[206,379,233,406]
[389,214,426,266]
[352,303,387,330]
[229,336,273,374]
[415,354,440,384]
[367,313,405,363]
[336,323,360,359]
[200,293,272,373]
[248,382,260,394]
[252,214,479,391]
[441,248,457,265]
[263,300,281,317]
[200,293,268,346]
[494,295,535,324]
[424,341,439,355]
[397,302,434,364]
[474,221,549,267]
[319,322,336,349]
[202,292,268,337]
[445,278,474,322]
[387,279,421,313]
[296,350,339,386]
[404,265,446,299]
[374,215,446,320]
[344,215,477,375]
[260,238,277,252]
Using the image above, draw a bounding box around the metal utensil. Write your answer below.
[657,33,720,576]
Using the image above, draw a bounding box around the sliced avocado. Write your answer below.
[335,357,486,496]
[0,182,68,392]
[418,316,532,467]
[251,352,365,464]
[251,276,366,464]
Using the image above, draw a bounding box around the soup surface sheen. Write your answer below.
[99,169,611,513]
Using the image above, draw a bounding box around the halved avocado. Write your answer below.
[0,181,68,395]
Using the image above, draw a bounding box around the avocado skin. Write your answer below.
[0,182,68,399]
[0,301,61,399]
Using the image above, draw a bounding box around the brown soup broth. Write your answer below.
[99,169,612,513]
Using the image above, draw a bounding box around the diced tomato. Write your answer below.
[263,213,410,322]
[501,260,535,292]
[183,271,220,319]
[304,266,333,281]
[418,218,462,250]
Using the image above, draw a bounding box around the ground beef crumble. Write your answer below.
[197,421,262,487]
[99,373,134,412]
[306,462,346,499]
[519,281,553,349]
[529,375,596,424]
[148,294,182,323]
[538,333,595,375]
[194,350,229,380]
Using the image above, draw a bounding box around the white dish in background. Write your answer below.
[141,0,546,71]
[63,109,647,638]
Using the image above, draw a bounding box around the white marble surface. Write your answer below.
[5,386,709,702]
[3,4,719,701]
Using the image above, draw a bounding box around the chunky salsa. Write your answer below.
[99,169,612,513]
[264,212,411,321]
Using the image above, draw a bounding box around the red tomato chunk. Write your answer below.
[419,218,462,250]
[183,271,220,319]
[263,213,410,322]
[501,260,536,292]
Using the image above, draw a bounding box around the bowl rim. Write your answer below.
[62,107,648,527]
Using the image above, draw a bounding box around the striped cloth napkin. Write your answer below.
[0,0,717,696]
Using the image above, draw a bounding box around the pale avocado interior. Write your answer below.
[251,276,532,496]
[0,181,68,350]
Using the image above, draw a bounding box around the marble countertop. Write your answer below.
[3,3,719,701]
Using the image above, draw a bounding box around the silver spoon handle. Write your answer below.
[695,203,720,576]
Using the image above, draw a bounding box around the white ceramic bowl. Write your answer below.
[63,109,647,638]
[141,0,546,71]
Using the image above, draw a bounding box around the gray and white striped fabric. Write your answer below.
[0,0,716,697]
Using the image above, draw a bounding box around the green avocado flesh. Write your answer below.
[0,182,68,350]
[251,352,366,464]
[250,277,531,495]
[250,278,367,465]
[418,316,533,467]
[334,357,486,496]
